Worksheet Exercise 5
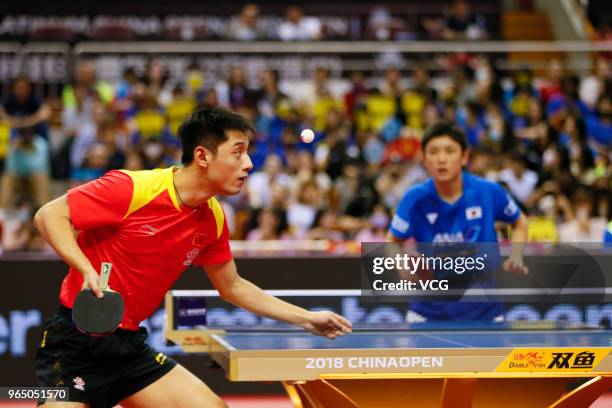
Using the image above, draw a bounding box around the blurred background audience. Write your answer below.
[0,0,610,251]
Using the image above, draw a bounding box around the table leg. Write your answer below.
[548,376,612,408]
[283,382,308,408]
[440,378,477,408]
[282,377,604,407]
[283,380,359,408]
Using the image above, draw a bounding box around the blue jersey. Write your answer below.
[389,172,521,321]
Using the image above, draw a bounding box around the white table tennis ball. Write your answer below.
[300,128,315,143]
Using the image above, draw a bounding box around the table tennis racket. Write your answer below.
[72,262,124,336]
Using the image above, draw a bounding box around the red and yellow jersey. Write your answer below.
[60,167,232,330]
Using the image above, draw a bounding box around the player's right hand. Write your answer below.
[503,256,529,275]
[302,311,352,340]
[81,271,104,299]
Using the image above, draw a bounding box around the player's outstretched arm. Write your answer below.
[34,195,103,297]
[503,213,529,274]
[204,260,352,339]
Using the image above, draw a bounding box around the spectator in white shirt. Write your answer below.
[247,154,293,209]
[287,180,323,236]
[226,3,266,41]
[579,57,610,109]
[558,190,607,242]
[498,151,538,205]
[278,6,322,41]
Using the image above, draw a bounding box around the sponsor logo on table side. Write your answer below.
[496,348,610,372]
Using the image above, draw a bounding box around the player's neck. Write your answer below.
[172,166,215,209]
[433,173,463,204]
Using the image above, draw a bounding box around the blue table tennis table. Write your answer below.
[165,291,612,408]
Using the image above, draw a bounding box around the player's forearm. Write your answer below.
[509,214,528,256]
[510,214,528,242]
[34,197,97,278]
[221,278,311,327]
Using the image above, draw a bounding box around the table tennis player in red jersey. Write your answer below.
[33,106,352,408]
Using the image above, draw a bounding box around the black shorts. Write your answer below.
[35,306,176,408]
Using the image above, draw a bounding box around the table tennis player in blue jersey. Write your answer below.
[605,222,612,243]
[387,121,529,321]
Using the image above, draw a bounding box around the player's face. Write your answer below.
[208,130,252,195]
[423,135,467,183]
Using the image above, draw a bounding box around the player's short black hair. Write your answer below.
[179,106,254,165]
[421,121,468,152]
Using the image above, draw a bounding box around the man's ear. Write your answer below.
[194,146,211,168]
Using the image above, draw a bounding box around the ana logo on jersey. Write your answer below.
[465,226,481,242]
[433,232,464,242]
[426,213,438,224]
[466,206,482,220]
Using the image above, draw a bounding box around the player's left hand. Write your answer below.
[503,255,529,275]
[302,311,352,340]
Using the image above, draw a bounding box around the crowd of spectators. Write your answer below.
[0,47,609,253]
[0,0,610,252]
[0,1,492,42]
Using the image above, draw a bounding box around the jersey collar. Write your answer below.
[430,171,469,210]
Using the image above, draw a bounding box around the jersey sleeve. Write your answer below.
[605,222,612,244]
[193,217,233,266]
[389,190,415,240]
[67,170,134,230]
[492,183,521,224]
